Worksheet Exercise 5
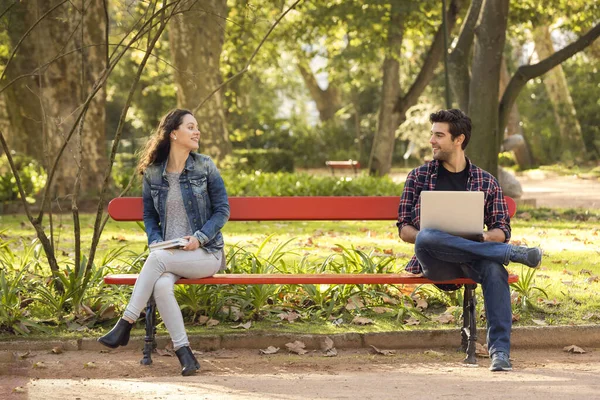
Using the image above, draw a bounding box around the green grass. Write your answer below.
[0,207,599,340]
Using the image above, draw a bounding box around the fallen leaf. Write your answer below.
[563,345,586,354]
[579,269,593,275]
[414,298,428,310]
[370,345,396,356]
[512,313,521,322]
[324,348,338,357]
[259,346,280,355]
[197,315,210,325]
[476,343,489,357]
[51,347,63,354]
[540,299,561,307]
[232,321,252,329]
[84,361,97,368]
[100,305,115,320]
[13,387,26,393]
[383,248,394,255]
[18,351,32,360]
[278,311,301,323]
[532,319,548,326]
[321,337,335,352]
[404,316,420,326]
[285,341,307,355]
[206,319,220,327]
[562,269,573,275]
[423,350,443,357]
[156,349,174,357]
[345,295,364,311]
[32,362,47,369]
[371,307,394,314]
[586,276,599,283]
[330,317,344,326]
[582,313,600,321]
[352,316,374,325]
[331,246,343,253]
[192,350,203,356]
[434,313,455,324]
[382,296,399,305]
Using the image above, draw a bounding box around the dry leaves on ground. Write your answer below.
[278,311,301,323]
[352,316,374,325]
[321,337,338,357]
[285,341,308,355]
[476,343,489,357]
[563,345,586,354]
[404,316,420,326]
[371,307,394,314]
[259,346,280,355]
[370,345,396,356]
[345,295,365,311]
[232,321,252,329]
[423,350,444,357]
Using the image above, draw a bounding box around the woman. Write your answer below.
[98,109,230,376]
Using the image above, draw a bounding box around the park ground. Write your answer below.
[0,169,599,398]
[1,346,600,399]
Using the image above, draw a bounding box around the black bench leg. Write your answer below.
[140,297,157,365]
[462,284,478,365]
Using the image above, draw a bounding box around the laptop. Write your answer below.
[420,191,484,239]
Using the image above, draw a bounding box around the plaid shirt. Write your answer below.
[397,158,511,274]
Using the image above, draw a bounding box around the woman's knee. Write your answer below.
[153,275,175,299]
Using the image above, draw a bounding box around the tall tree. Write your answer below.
[169,0,232,163]
[2,0,107,195]
[532,25,586,162]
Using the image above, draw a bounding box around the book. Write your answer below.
[149,238,189,252]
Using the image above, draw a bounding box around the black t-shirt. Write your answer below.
[435,162,468,191]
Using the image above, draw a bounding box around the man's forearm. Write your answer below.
[400,225,419,244]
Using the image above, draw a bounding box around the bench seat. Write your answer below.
[105,273,519,286]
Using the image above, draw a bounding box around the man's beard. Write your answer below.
[432,148,452,161]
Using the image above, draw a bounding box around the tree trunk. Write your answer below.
[368,1,404,176]
[532,25,587,163]
[297,61,342,122]
[3,0,107,196]
[466,0,509,178]
[169,0,232,163]
[499,57,534,169]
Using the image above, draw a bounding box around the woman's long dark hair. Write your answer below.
[136,109,192,174]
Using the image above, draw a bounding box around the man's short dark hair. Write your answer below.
[429,109,471,150]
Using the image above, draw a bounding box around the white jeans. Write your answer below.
[123,248,221,350]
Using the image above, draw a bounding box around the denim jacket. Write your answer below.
[142,152,230,254]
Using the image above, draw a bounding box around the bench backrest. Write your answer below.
[107,196,517,222]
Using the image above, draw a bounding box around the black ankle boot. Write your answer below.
[175,346,200,376]
[98,318,133,348]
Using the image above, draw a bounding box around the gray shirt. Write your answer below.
[164,172,192,241]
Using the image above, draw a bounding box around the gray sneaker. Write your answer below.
[509,246,542,268]
[489,351,512,371]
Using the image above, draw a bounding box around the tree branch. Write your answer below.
[499,22,600,135]
[393,0,462,115]
[192,0,303,113]
[447,0,483,111]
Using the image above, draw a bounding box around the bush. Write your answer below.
[222,171,404,196]
[0,152,47,203]
[231,149,294,173]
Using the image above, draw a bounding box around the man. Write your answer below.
[397,109,542,372]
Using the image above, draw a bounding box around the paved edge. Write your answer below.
[1,325,599,352]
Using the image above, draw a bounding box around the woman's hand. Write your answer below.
[182,235,201,251]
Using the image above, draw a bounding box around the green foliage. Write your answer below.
[510,267,548,311]
[0,152,47,203]
[111,153,141,194]
[222,171,403,196]
[231,148,294,172]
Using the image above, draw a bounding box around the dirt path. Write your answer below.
[518,171,600,209]
[2,347,599,399]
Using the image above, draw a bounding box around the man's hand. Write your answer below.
[182,235,201,251]
[400,225,419,244]
[483,229,506,243]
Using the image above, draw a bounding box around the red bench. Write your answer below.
[105,196,518,365]
[325,160,361,175]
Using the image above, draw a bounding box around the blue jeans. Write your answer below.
[415,229,512,356]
